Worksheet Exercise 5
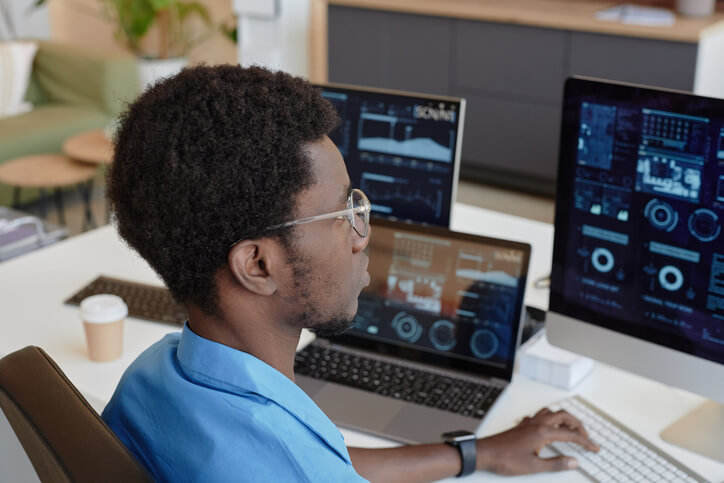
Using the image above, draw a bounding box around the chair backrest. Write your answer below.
[0,346,152,482]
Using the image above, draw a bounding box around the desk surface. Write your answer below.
[1,203,722,482]
[326,0,724,42]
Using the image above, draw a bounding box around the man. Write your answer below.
[103,65,598,482]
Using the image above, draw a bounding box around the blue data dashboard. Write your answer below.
[318,84,465,227]
[552,78,724,366]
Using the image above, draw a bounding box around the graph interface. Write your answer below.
[556,83,724,366]
[350,224,527,366]
[319,85,465,227]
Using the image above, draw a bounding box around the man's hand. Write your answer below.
[349,408,599,482]
[475,407,600,475]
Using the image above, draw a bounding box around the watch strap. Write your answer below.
[456,437,476,477]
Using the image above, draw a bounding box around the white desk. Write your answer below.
[1,203,722,482]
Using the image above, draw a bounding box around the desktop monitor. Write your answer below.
[547,77,724,461]
[317,83,465,227]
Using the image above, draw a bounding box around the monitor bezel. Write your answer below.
[330,216,531,382]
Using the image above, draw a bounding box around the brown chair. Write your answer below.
[0,346,152,482]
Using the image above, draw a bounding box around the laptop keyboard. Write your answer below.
[65,276,187,326]
[294,342,503,418]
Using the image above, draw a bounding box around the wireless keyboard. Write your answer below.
[66,275,187,326]
[547,396,707,483]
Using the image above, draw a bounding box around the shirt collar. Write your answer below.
[175,323,350,462]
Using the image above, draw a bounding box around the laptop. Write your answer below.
[295,217,531,443]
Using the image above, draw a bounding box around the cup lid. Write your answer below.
[80,294,128,323]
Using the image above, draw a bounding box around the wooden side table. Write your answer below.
[0,154,99,230]
[63,129,114,224]
[62,129,114,165]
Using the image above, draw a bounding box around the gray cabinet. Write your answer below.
[455,20,568,104]
[328,5,700,195]
[328,6,452,95]
[568,32,697,91]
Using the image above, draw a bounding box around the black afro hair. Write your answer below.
[107,65,339,316]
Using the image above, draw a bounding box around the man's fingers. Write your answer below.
[544,427,600,452]
[534,407,552,416]
[540,410,592,439]
[533,455,579,473]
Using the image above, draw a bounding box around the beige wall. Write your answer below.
[49,0,237,65]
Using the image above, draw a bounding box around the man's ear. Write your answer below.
[227,239,278,296]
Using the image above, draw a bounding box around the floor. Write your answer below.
[21,176,556,238]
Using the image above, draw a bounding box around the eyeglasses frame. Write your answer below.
[229,188,370,248]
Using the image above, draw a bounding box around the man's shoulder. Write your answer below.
[125,332,181,370]
[101,332,365,482]
[103,370,361,482]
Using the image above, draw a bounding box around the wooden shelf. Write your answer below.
[326,0,724,42]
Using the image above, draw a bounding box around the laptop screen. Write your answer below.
[334,218,530,381]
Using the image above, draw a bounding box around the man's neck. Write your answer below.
[186,304,301,381]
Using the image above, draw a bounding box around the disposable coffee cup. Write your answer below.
[80,294,128,362]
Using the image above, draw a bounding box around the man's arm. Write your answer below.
[349,408,600,483]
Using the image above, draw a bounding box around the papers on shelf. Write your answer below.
[596,4,676,26]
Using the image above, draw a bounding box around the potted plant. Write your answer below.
[103,0,211,59]
[36,0,229,89]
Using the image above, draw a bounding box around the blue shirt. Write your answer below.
[102,324,368,482]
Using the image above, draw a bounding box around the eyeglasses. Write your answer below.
[230,188,371,248]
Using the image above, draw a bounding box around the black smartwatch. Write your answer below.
[441,430,477,477]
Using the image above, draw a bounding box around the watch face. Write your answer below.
[442,430,476,442]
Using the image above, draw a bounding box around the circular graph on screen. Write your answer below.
[429,320,457,351]
[688,209,720,242]
[645,198,678,232]
[470,329,499,359]
[391,311,423,343]
[591,247,615,273]
[658,265,684,292]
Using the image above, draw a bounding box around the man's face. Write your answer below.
[282,135,370,337]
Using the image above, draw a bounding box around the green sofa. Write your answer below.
[0,41,139,206]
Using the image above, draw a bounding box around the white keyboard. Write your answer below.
[547,396,708,483]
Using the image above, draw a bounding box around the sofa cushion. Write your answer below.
[0,41,38,118]
[0,104,110,163]
[30,42,139,117]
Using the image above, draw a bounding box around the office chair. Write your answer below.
[0,346,152,482]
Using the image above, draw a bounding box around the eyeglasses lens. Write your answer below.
[351,189,369,237]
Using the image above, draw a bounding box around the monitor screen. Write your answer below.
[548,77,724,403]
[317,83,465,227]
[334,217,530,380]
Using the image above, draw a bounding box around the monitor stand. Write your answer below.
[660,401,724,464]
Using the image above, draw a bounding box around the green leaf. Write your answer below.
[107,0,156,42]
[147,0,174,12]
[221,23,237,44]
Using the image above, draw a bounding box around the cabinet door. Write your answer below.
[328,6,384,88]
[460,91,562,181]
[328,6,452,95]
[569,32,697,90]
[455,20,568,104]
